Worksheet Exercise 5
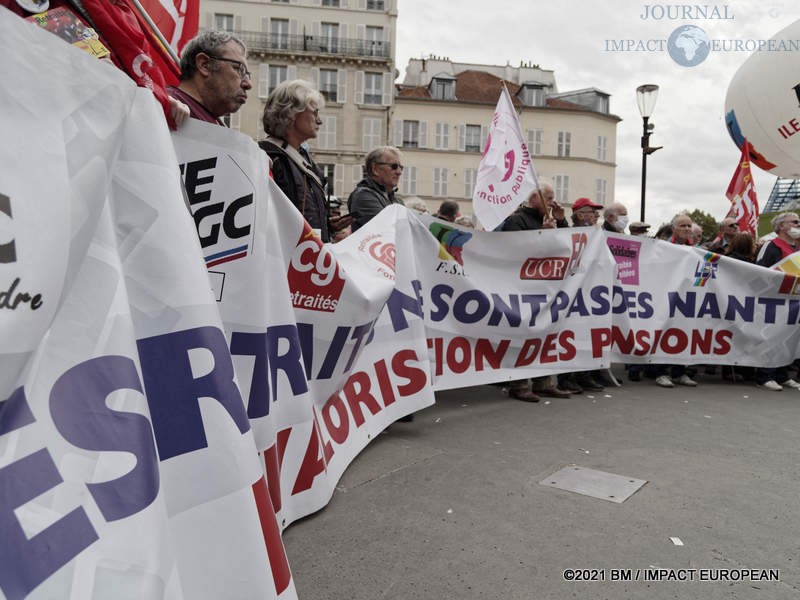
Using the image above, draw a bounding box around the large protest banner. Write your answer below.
[5,7,800,598]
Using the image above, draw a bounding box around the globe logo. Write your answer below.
[667,25,711,67]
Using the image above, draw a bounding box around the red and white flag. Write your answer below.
[725,138,759,236]
[472,84,539,230]
[137,0,199,58]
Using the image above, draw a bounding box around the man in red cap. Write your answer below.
[570,197,603,227]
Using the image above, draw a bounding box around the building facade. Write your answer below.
[394,58,621,218]
[201,0,397,197]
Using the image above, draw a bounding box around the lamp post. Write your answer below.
[636,84,662,222]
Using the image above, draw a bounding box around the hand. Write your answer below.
[549,200,565,220]
[169,96,191,127]
[329,213,354,231]
[542,216,557,229]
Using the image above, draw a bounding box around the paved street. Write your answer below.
[282,366,800,599]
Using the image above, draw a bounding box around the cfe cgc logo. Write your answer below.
[287,223,345,312]
[519,232,588,280]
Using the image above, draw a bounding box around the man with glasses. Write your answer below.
[168,30,252,125]
[705,217,739,255]
[348,146,405,232]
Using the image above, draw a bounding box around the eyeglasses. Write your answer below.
[726,223,739,228]
[787,220,800,225]
[206,54,251,80]
[376,162,404,171]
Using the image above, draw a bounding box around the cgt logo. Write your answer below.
[520,233,587,280]
[287,223,345,312]
[0,193,15,263]
[358,234,396,280]
[180,156,255,268]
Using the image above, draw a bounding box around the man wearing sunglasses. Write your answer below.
[348,146,405,232]
[168,30,252,125]
[704,217,739,255]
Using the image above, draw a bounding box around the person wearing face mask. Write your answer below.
[753,212,800,391]
[602,202,629,233]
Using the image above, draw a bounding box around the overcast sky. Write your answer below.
[394,0,800,229]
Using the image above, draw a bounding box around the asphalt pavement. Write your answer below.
[282,365,800,599]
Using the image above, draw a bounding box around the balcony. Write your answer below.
[235,30,392,60]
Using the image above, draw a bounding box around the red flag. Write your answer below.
[137,0,199,58]
[725,139,760,236]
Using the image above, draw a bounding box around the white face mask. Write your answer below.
[615,215,629,232]
[788,227,800,239]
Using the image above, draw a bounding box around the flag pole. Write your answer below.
[127,0,180,66]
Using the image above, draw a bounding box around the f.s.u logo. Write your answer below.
[0,193,15,264]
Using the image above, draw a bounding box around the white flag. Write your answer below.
[472,85,539,230]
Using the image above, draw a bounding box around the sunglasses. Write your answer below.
[376,162,404,171]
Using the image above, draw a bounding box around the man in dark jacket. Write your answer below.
[348,146,405,231]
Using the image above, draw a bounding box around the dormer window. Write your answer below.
[430,76,455,100]
[519,83,546,107]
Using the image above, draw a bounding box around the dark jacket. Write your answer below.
[259,138,330,242]
[502,205,568,231]
[347,177,403,232]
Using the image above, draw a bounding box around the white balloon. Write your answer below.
[725,19,800,178]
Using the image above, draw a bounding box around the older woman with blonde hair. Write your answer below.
[259,79,351,242]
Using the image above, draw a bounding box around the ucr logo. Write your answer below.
[287,223,345,312]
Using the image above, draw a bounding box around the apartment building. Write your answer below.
[200,0,397,197]
[394,58,621,217]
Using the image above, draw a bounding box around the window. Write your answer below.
[520,85,545,107]
[433,168,448,197]
[320,22,339,53]
[554,175,570,203]
[431,77,455,100]
[365,26,384,56]
[322,0,339,5]
[367,0,385,9]
[464,125,481,153]
[401,166,417,195]
[363,72,382,104]
[271,19,289,50]
[527,129,543,155]
[318,116,336,149]
[319,69,338,102]
[215,13,234,31]
[402,121,419,148]
[557,131,571,157]
[596,136,608,161]
[464,168,477,199]
[596,179,607,204]
[362,117,381,150]
[269,65,287,95]
[435,122,449,150]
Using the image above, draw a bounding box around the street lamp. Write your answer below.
[636,84,662,222]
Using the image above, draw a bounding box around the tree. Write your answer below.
[686,209,718,244]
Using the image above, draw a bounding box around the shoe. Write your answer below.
[538,387,571,399]
[508,388,541,402]
[655,375,675,388]
[628,370,642,382]
[558,376,583,394]
[676,374,698,387]
[780,378,800,389]
[575,373,604,391]
[758,380,783,391]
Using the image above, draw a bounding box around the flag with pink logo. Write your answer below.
[725,138,760,236]
[472,84,539,231]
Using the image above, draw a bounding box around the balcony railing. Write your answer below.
[235,30,391,59]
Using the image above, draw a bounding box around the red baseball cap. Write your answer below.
[571,197,603,211]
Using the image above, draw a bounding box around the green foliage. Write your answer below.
[686,209,718,244]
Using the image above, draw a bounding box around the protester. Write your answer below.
[455,215,475,229]
[168,30,251,125]
[653,214,699,388]
[602,202,629,233]
[629,221,651,236]
[654,224,673,240]
[754,213,800,391]
[704,217,739,255]
[727,231,755,262]
[404,197,429,214]
[501,182,572,401]
[570,197,602,227]
[434,200,460,222]
[348,146,405,232]
[260,79,352,243]
[691,223,704,246]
